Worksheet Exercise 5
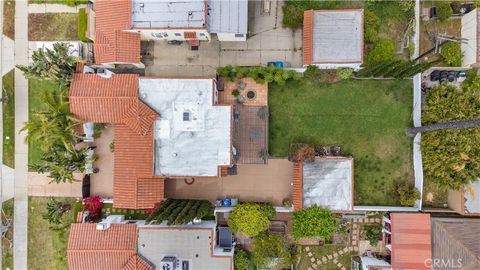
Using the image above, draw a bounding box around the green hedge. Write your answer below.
[78,8,88,42]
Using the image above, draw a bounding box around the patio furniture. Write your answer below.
[223,198,231,207]
[231,198,238,206]
[238,81,246,90]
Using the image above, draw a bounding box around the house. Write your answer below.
[447,181,480,216]
[461,8,478,66]
[292,157,354,212]
[67,217,233,270]
[69,72,232,209]
[303,9,364,69]
[86,0,248,66]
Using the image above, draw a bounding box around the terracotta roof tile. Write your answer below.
[303,10,313,66]
[391,213,432,270]
[67,223,141,270]
[136,178,165,209]
[94,0,140,64]
[123,255,154,270]
[122,101,158,136]
[292,162,303,210]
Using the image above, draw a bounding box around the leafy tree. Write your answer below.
[234,250,250,270]
[420,83,480,190]
[31,145,91,183]
[440,42,462,66]
[227,203,272,237]
[16,42,79,87]
[436,1,453,22]
[364,225,382,246]
[42,197,71,225]
[252,233,293,269]
[292,205,338,240]
[288,143,315,163]
[20,89,80,153]
[365,38,395,65]
[397,182,420,206]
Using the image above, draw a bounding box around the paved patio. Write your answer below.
[165,159,292,206]
[90,125,114,198]
[145,0,302,77]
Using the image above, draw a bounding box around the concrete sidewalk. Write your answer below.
[2,35,14,76]
[28,3,85,13]
[2,165,14,202]
[14,0,29,268]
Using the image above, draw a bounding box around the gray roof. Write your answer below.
[302,158,353,211]
[132,0,206,28]
[312,10,363,63]
[207,0,248,34]
[138,78,231,177]
[431,218,480,270]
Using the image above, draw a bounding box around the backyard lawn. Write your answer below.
[297,245,354,270]
[28,13,78,41]
[2,71,15,168]
[28,197,76,270]
[28,79,65,168]
[269,79,413,206]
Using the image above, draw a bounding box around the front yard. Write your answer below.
[28,13,78,41]
[2,70,15,168]
[269,79,413,206]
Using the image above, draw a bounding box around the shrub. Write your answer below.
[292,205,338,240]
[440,41,462,67]
[234,250,250,270]
[252,233,293,269]
[42,197,71,225]
[227,203,272,237]
[437,2,453,22]
[216,66,299,85]
[82,196,103,218]
[364,225,382,246]
[304,65,320,80]
[364,9,380,43]
[397,182,420,206]
[78,8,88,42]
[282,0,341,29]
[336,68,353,80]
[282,199,292,208]
[288,143,315,163]
[365,38,395,65]
[231,89,240,97]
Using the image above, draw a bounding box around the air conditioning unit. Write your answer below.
[160,256,179,270]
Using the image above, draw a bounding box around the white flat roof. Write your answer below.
[132,0,206,28]
[137,223,232,270]
[303,158,353,211]
[312,10,363,63]
[139,78,231,177]
[207,0,248,34]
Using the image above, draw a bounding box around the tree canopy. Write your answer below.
[292,205,338,240]
[421,82,480,190]
[252,233,293,269]
[227,203,274,237]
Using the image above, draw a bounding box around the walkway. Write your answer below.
[14,0,29,268]
[2,165,14,202]
[28,3,86,13]
[28,172,82,197]
[2,35,14,76]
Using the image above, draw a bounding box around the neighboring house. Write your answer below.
[461,8,478,66]
[292,157,354,212]
[68,217,233,270]
[303,9,364,69]
[447,181,480,216]
[431,217,480,270]
[354,213,432,270]
[86,0,248,65]
[69,71,232,209]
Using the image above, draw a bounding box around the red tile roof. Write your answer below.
[292,162,303,210]
[113,124,164,209]
[94,0,140,64]
[390,213,432,270]
[184,31,197,39]
[68,223,152,270]
[303,10,313,66]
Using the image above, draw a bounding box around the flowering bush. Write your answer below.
[82,196,103,217]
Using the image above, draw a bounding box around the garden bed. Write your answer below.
[269,79,414,206]
[2,70,15,168]
[28,13,78,41]
[72,201,150,222]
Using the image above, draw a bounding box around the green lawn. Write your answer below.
[28,13,78,41]
[28,197,76,270]
[269,79,413,206]
[2,70,15,168]
[297,245,354,270]
[29,0,88,5]
[28,79,65,168]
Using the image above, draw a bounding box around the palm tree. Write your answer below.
[42,197,71,225]
[406,118,480,137]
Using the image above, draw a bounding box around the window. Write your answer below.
[235,34,244,38]
[175,33,182,37]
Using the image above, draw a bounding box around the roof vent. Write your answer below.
[183,111,191,121]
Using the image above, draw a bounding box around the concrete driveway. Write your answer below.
[164,159,293,206]
[145,0,303,76]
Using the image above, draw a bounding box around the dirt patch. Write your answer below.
[3,0,15,39]
[28,13,78,41]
